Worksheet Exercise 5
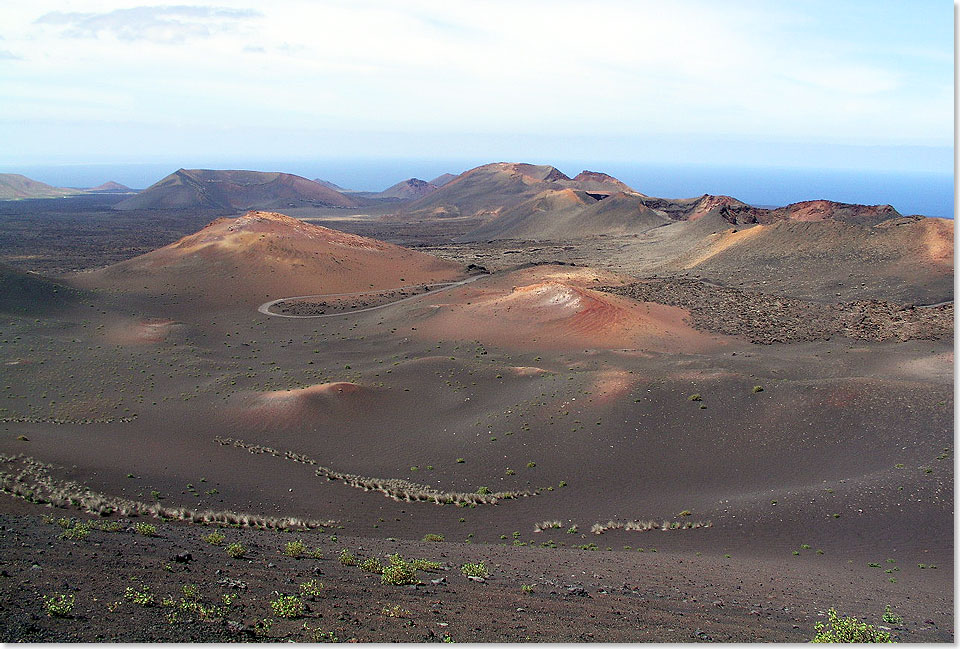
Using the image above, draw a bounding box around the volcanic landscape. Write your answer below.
[0,163,952,642]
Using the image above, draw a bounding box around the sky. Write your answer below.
[0,0,953,176]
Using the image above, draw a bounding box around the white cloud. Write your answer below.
[35,5,260,44]
[0,0,951,161]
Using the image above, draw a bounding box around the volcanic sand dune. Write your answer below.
[103,318,180,346]
[404,265,725,351]
[235,382,371,430]
[70,211,464,307]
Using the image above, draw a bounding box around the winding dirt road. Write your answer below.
[257,275,483,319]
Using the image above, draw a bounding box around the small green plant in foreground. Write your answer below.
[134,522,157,537]
[225,542,246,559]
[339,548,358,566]
[271,595,305,618]
[381,554,418,585]
[124,585,154,606]
[204,530,225,545]
[882,605,903,626]
[460,562,488,579]
[284,539,306,557]
[60,521,90,541]
[812,608,893,643]
[422,533,444,542]
[299,580,324,599]
[521,584,534,594]
[43,592,75,617]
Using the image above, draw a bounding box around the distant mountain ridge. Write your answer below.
[114,169,358,211]
[403,162,637,219]
[0,173,86,200]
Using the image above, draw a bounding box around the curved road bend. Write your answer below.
[257,275,483,319]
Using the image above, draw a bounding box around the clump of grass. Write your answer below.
[381,554,418,585]
[526,462,536,468]
[338,549,358,566]
[283,539,306,557]
[520,584,534,594]
[225,542,246,559]
[133,522,157,537]
[534,520,562,533]
[381,604,410,618]
[43,592,75,617]
[460,562,488,579]
[270,595,305,619]
[476,486,491,495]
[752,385,763,393]
[688,394,702,401]
[203,530,225,545]
[811,608,892,643]
[422,533,444,542]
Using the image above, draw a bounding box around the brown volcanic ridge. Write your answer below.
[404,264,724,352]
[374,177,439,200]
[113,169,358,211]
[0,173,85,200]
[70,211,463,307]
[403,162,636,218]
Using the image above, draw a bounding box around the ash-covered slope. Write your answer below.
[113,169,358,211]
[71,211,462,306]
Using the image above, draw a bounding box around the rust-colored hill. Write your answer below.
[70,211,463,307]
[403,162,636,219]
[113,169,358,211]
[403,265,724,352]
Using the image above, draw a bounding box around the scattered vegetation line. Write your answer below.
[214,436,536,505]
[589,519,712,534]
[0,453,337,530]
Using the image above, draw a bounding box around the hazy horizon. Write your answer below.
[1,1,952,191]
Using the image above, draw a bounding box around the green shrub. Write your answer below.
[422,533,444,542]
[225,542,246,559]
[284,539,306,557]
[526,462,536,468]
[134,522,157,537]
[476,486,491,495]
[204,530,225,545]
[882,606,903,625]
[752,385,763,393]
[360,557,384,573]
[409,558,443,572]
[460,562,488,579]
[520,584,534,594]
[338,549,358,566]
[61,522,90,541]
[299,580,324,599]
[124,585,154,606]
[270,595,305,618]
[381,554,418,585]
[43,592,75,617]
[688,394,702,401]
[812,608,893,643]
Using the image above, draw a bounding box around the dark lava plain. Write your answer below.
[0,199,952,642]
